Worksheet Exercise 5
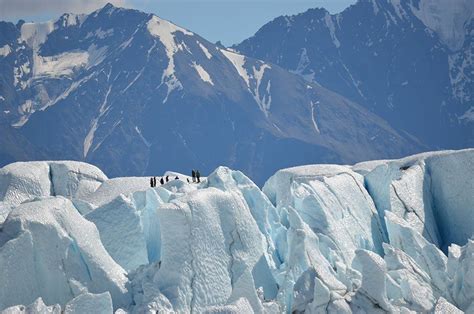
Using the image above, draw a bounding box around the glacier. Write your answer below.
[0,149,472,313]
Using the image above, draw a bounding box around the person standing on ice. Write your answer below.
[192,170,196,183]
[150,177,154,187]
[153,177,157,187]
[160,177,164,185]
[196,170,201,183]
[166,175,169,182]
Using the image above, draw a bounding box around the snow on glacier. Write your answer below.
[0,149,473,312]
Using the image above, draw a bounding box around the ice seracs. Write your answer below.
[0,197,130,310]
[0,149,472,312]
[0,161,107,208]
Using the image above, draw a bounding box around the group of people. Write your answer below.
[191,169,201,183]
[149,169,202,187]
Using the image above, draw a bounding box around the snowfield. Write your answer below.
[0,149,473,313]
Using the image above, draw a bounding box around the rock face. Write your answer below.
[0,4,425,185]
[0,149,472,313]
[236,0,474,150]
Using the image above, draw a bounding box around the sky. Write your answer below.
[0,0,357,45]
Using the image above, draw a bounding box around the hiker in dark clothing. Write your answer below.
[175,176,179,180]
[160,177,164,185]
[166,175,169,182]
[153,177,157,187]
[192,170,196,183]
[187,178,190,183]
[196,170,201,183]
[150,177,154,187]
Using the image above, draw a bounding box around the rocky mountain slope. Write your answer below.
[0,4,423,184]
[236,0,473,150]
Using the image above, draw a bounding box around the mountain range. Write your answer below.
[235,0,473,149]
[0,1,471,184]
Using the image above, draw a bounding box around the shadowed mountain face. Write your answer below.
[235,0,474,150]
[0,4,423,184]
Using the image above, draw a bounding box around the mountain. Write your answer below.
[0,149,473,312]
[0,3,424,184]
[235,0,474,150]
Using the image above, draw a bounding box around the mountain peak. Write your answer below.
[95,2,125,17]
[102,2,117,11]
[358,0,473,50]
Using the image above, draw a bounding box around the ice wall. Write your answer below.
[263,165,386,263]
[354,149,474,252]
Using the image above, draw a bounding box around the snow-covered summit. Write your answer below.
[0,149,472,313]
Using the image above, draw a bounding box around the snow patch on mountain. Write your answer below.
[20,21,55,49]
[33,51,89,78]
[459,107,474,123]
[57,13,87,28]
[146,15,193,103]
[83,86,112,158]
[221,49,273,115]
[409,0,474,51]
[250,63,271,116]
[11,100,34,128]
[13,60,31,90]
[310,101,320,133]
[40,72,96,113]
[291,48,315,82]
[324,12,341,48]
[0,45,11,57]
[191,62,214,85]
[197,41,212,59]
[221,49,250,87]
[449,46,473,104]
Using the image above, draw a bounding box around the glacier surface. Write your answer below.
[0,150,472,313]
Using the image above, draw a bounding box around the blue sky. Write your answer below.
[0,0,357,45]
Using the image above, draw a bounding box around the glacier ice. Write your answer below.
[263,165,386,263]
[0,149,473,313]
[0,298,61,314]
[63,292,113,314]
[0,292,113,314]
[0,197,130,310]
[0,161,106,208]
[85,194,149,272]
